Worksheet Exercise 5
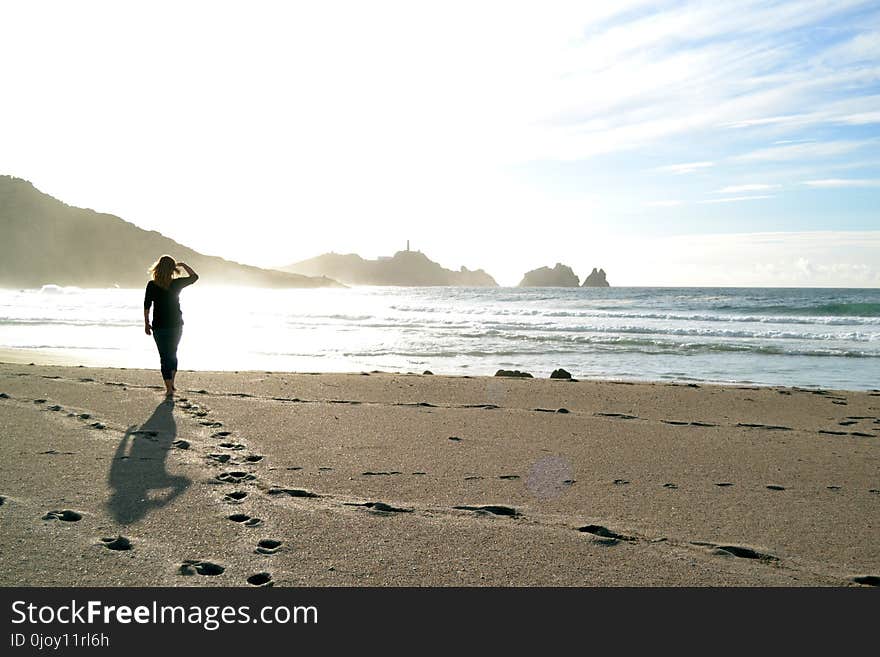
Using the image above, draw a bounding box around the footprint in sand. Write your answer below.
[766,484,786,491]
[712,545,778,562]
[247,572,273,587]
[219,442,246,450]
[101,536,132,551]
[0,495,5,506]
[852,575,880,587]
[345,501,412,515]
[613,479,630,485]
[224,491,248,504]
[715,482,734,487]
[0,393,9,399]
[179,560,225,576]
[172,440,190,450]
[595,412,638,420]
[212,431,232,438]
[216,471,256,483]
[208,454,232,464]
[42,510,82,522]
[267,487,319,498]
[244,455,264,463]
[453,504,518,517]
[578,524,636,545]
[227,513,263,527]
[256,539,282,555]
[663,483,678,489]
[498,475,520,480]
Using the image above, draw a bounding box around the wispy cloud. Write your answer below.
[612,231,880,286]
[734,140,873,161]
[654,161,714,175]
[803,178,880,188]
[715,184,781,194]
[646,192,777,207]
[698,195,776,204]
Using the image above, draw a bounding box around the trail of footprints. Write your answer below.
[174,396,279,586]
[4,380,880,586]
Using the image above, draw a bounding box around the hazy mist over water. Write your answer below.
[1,285,878,390]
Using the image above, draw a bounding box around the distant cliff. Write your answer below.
[518,263,580,287]
[0,176,343,289]
[281,250,498,287]
[582,267,610,287]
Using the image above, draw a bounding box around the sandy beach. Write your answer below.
[0,360,877,587]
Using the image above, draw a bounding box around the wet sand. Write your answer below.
[0,361,878,586]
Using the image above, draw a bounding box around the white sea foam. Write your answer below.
[1,285,878,389]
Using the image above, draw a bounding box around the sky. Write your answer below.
[1,0,878,286]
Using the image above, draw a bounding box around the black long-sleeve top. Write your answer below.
[144,275,198,329]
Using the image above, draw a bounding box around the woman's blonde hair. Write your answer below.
[149,255,178,289]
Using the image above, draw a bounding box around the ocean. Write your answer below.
[1,285,878,390]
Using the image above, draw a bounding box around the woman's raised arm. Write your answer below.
[176,261,199,282]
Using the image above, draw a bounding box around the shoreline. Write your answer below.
[0,348,869,395]
[1,361,878,586]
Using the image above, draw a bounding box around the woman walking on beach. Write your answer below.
[144,255,199,396]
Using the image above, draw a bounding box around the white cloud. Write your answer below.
[698,195,775,204]
[803,178,880,188]
[735,140,873,161]
[716,184,781,193]
[654,161,715,175]
[609,231,880,286]
[644,200,685,207]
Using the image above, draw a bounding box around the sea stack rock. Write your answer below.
[550,368,572,380]
[495,370,533,378]
[518,263,580,287]
[582,268,610,287]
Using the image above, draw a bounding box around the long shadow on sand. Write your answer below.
[107,399,190,525]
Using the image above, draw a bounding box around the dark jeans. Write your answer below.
[152,326,183,380]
